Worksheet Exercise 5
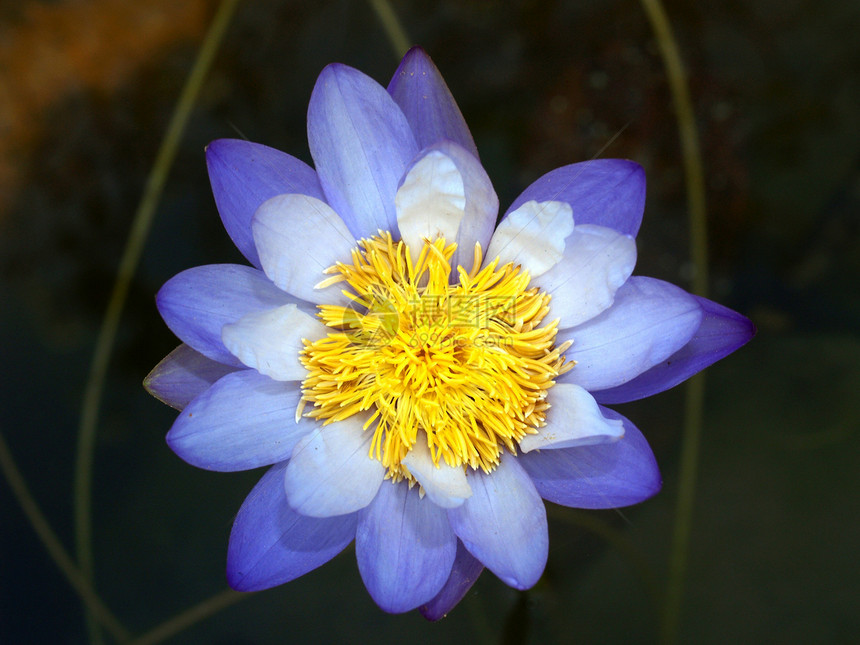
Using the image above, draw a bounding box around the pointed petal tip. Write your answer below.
[591,297,756,404]
[508,158,647,236]
[448,456,548,592]
[356,483,457,614]
[142,368,179,410]
[225,568,256,593]
[308,59,418,237]
[204,137,229,159]
[404,44,430,58]
[387,47,479,159]
[226,462,358,592]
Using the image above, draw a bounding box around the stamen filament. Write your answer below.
[299,232,569,481]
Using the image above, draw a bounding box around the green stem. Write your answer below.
[637,1,709,643]
[639,0,709,295]
[128,589,247,645]
[665,371,706,642]
[73,1,242,641]
[0,429,130,642]
[366,0,411,58]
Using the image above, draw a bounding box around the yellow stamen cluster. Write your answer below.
[298,231,571,481]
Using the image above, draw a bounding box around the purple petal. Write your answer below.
[307,63,418,238]
[387,47,479,159]
[156,264,297,366]
[420,540,484,621]
[144,344,237,411]
[506,159,646,237]
[227,461,357,592]
[206,139,324,267]
[166,370,315,472]
[519,407,661,508]
[356,482,457,613]
[593,297,756,404]
[448,454,548,590]
[557,276,703,392]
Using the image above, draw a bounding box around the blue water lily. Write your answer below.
[145,47,754,618]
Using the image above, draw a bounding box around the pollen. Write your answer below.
[298,231,572,481]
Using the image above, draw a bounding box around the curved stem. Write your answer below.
[639,0,709,295]
[637,1,709,643]
[128,589,247,645]
[73,0,243,641]
[366,0,411,58]
[0,429,130,642]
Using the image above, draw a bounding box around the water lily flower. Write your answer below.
[145,47,754,618]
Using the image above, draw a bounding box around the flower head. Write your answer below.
[145,47,754,618]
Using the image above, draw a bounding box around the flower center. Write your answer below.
[298,232,571,481]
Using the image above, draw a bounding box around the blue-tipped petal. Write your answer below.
[284,414,385,518]
[486,200,574,278]
[227,461,357,592]
[593,296,756,404]
[431,141,498,274]
[207,139,324,267]
[252,194,356,304]
[420,540,484,621]
[520,407,662,509]
[395,148,467,265]
[532,223,637,329]
[558,276,703,391]
[166,370,315,472]
[400,431,471,509]
[156,264,297,367]
[356,482,457,613]
[308,63,418,238]
[387,47,479,158]
[144,344,237,411]
[448,454,548,590]
[221,304,329,381]
[518,383,624,453]
[394,141,497,274]
[507,159,646,237]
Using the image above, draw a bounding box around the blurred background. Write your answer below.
[1,0,858,643]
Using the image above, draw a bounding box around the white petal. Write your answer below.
[401,431,472,508]
[395,149,466,264]
[433,141,498,274]
[284,413,385,517]
[485,200,574,277]
[532,224,637,328]
[252,194,356,304]
[518,383,624,453]
[222,304,328,381]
